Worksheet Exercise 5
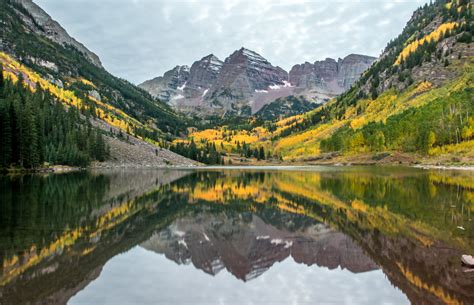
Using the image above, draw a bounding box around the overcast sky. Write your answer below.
[35,0,429,84]
[70,246,409,305]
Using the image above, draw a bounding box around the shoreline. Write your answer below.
[413,165,474,171]
[3,162,474,175]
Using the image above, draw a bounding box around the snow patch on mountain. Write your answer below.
[270,239,293,248]
[172,94,185,100]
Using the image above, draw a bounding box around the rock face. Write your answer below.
[140,49,376,117]
[185,54,223,99]
[255,95,317,121]
[13,0,102,67]
[139,65,190,103]
[91,118,200,168]
[139,55,224,111]
[141,212,378,281]
[289,54,376,98]
[338,54,376,90]
[204,48,288,115]
[140,48,293,116]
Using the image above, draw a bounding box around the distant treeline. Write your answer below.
[168,141,224,165]
[0,66,108,169]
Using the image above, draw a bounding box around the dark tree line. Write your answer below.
[168,140,224,165]
[235,141,266,160]
[0,67,109,169]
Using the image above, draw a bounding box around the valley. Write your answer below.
[1,1,474,304]
[0,0,473,170]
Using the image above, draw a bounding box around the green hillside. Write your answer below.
[0,68,108,168]
[1,0,188,139]
[272,0,474,163]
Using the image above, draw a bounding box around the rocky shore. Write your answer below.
[92,135,200,168]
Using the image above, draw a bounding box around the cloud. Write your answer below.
[35,0,430,84]
[69,246,410,305]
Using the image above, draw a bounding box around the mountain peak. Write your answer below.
[345,53,376,58]
[237,47,266,60]
[139,44,376,116]
[199,54,223,68]
[289,53,377,96]
[176,65,190,72]
[201,54,218,61]
[14,0,103,67]
[342,53,377,63]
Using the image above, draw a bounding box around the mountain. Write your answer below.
[255,95,317,121]
[139,54,225,112]
[140,48,375,117]
[0,0,198,168]
[139,65,190,103]
[204,47,289,116]
[187,54,224,93]
[271,0,474,162]
[1,0,186,134]
[12,0,103,68]
[179,0,473,166]
[141,212,377,281]
[289,54,376,101]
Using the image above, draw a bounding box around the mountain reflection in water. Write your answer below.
[0,167,473,305]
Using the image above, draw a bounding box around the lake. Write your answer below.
[0,167,473,305]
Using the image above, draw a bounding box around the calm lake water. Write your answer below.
[0,167,473,305]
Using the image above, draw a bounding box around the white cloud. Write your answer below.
[35,0,430,84]
[69,246,410,305]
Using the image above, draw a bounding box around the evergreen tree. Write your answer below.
[0,65,4,91]
[93,129,107,161]
[0,68,109,169]
[258,146,265,160]
[9,99,20,164]
[0,104,12,167]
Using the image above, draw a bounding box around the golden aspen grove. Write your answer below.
[1,1,474,304]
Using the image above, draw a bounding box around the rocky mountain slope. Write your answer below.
[177,0,473,166]
[139,65,190,103]
[289,54,376,101]
[12,0,103,68]
[270,0,474,162]
[139,54,225,112]
[140,48,375,117]
[2,0,188,135]
[203,48,289,116]
[183,54,223,104]
[141,211,377,281]
[1,0,198,167]
[255,95,317,121]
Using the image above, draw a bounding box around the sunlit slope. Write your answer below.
[0,52,150,136]
[180,59,473,162]
[274,59,473,160]
[394,21,459,65]
[2,0,188,139]
[272,0,474,161]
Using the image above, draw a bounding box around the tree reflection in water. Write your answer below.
[0,167,473,305]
